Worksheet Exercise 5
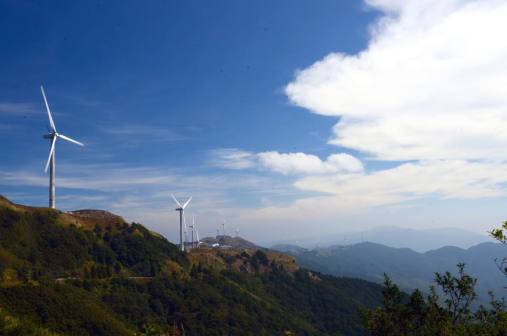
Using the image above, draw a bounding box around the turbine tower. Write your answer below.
[189,215,202,248]
[194,218,201,247]
[188,215,195,248]
[171,194,192,252]
[192,216,201,248]
[41,85,84,209]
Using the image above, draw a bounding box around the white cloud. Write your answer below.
[208,148,256,169]
[296,160,507,200]
[238,0,507,231]
[257,152,363,175]
[242,160,507,223]
[286,0,507,161]
[0,102,38,115]
[209,148,363,175]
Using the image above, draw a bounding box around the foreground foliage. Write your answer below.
[363,263,507,335]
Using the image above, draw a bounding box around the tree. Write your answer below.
[434,262,476,326]
[490,221,507,276]
[362,264,507,336]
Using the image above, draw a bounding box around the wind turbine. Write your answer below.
[193,216,201,248]
[41,85,84,209]
[188,215,195,248]
[171,194,192,252]
[183,214,189,247]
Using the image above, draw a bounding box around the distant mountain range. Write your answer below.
[268,226,493,252]
[273,241,507,304]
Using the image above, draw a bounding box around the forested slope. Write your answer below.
[0,196,383,336]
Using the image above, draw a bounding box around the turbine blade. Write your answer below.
[171,194,182,207]
[40,86,57,132]
[58,134,84,146]
[44,137,57,173]
[182,196,192,209]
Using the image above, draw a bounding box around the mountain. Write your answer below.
[0,196,384,336]
[268,226,492,252]
[275,241,507,304]
[271,244,309,254]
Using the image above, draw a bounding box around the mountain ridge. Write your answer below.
[267,225,492,252]
[274,240,506,304]
[0,195,384,336]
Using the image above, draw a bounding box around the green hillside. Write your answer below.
[0,196,383,336]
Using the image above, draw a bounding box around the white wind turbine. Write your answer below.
[193,216,201,248]
[41,85,84,209]
[171,194,192,252]
[187,215,193,248]
[188,215,201,248]
[183,214,189,247]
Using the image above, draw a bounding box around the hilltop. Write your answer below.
[200,235,261,249]
[0,195,384,336]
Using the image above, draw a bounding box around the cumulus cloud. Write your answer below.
[209,148,363,175]
[286,0,507,161]
[257,152,363,175]
[239,0,507,227]
[208,148,257,169]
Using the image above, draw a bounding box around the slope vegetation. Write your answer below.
[0,196,383,336]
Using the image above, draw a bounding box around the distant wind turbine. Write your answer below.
[171,194,192,252]
[193,216,201,248]
[41,85,84,209]
[183,214,189,246]
[188,215,200,249]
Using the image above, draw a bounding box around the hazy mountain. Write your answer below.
[0,195,384,336]
[270,244,309,254]
[267,226,492,252]
[274,241,507,304]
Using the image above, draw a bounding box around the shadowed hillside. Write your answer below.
[0,196,384,336]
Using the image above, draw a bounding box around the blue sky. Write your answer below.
[2,0,507,243]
